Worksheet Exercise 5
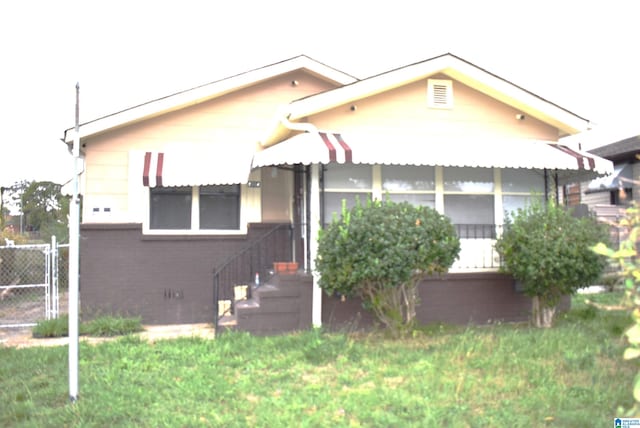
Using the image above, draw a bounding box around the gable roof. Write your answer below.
[62,55,358,144]
[261,53,590,146]
[589,135,640,162]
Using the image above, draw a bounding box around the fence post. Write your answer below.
[45,240,51,320]
[51,235,59,319]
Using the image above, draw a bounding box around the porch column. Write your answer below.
[309,163,322,327]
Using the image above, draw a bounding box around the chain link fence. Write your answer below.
[0,239,68,328]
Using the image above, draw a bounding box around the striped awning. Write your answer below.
[139,144,254,187]
[252,131,613,184]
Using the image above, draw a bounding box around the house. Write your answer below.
[576,133,640,252]
[62,53,612,332]
[583,134,640,215]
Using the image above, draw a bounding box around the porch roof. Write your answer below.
[137,143,254,187]
[586,162,633,193]
[251,131,613,184]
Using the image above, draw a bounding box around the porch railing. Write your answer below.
[212,222,503,331]
[452,224,503,271]
[213,223,304,332]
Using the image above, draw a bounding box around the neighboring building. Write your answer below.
[584,135,640,210]
[62,54,612,329]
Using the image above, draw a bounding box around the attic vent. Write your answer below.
[427,79,453,109]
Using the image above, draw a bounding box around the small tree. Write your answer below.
[21,181,69,242]
[496,201,608,328]
[316,198,460,336]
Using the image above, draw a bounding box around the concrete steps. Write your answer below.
[219,273,313,335]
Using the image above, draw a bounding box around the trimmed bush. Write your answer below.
[496,201,608,327]
[316,198,460,336]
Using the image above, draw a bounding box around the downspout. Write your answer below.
[278,112,323,328]
[544,169,549,202]
[279,113,319,135]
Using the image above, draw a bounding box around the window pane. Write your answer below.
[503,195,542,217]
[324,192,371,224]
[444,194,494,224]
[502,168,545,193]
[324,164,372,189]
[150,187,191,230]
[386,193,435,208]
[382,165,435,191]
[444,167,494,192]
[200,185,240,230]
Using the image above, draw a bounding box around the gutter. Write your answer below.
[259,106,319,148]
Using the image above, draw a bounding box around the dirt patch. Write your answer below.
[0,323,216,349]
[0,289,68,326]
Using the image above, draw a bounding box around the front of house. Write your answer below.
[63,54,612,328]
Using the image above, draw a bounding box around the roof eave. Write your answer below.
[285,53,589,136]
[63,55,358,143]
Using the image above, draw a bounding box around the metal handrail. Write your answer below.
[213,223,302,333]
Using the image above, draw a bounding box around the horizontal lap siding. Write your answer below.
[81,71,337,223]
[310,74,558,141]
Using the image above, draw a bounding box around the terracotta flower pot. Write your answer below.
[273,262,299,274]
[273,262,288,273]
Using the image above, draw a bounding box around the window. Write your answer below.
[323,164,372,224]
[321,164,549,271]
[149,185,240,231]
[150,186,192,230]
[199,185,240,230]
[324,163,372,189]
[382,165,435,208]
[444,167,494,192]
[443,167,494,238]
[501,168,544,215]
[324,164,548,228]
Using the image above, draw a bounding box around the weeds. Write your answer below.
[1,292,634,427]
[31,314,143,338]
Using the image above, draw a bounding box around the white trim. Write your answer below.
[435,166,444,214]
[191,187,200,230]
[371,165,382,200]
[310,164,322,328]
[64,56,357,143]
[494,168,504,228]
[285,54,590,135]
[141,185,249,236]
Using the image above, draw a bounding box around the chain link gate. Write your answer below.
[0,237,68,328]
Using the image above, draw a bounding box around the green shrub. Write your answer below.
[593,203,640,416]
[316,198,460,336]
[496,201,608,327]
[32,315,69,338]
[31,315,143,338]
[81,316,143,337]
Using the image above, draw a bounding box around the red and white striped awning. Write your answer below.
[251,131,613,184]
[138,144,254,187]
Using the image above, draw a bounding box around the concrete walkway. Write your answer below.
[0,323,216,349]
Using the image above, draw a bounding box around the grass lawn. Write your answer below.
[0,292,636,427]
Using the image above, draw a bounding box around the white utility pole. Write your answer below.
[68,83,81,402]
[309,164,322,327]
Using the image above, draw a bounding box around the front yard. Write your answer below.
[0,292,635,427]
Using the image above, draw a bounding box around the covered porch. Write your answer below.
[212,131,611,333]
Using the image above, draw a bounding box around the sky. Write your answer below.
[1,0,639,188]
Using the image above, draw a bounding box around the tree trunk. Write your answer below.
[531,295,556,328]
